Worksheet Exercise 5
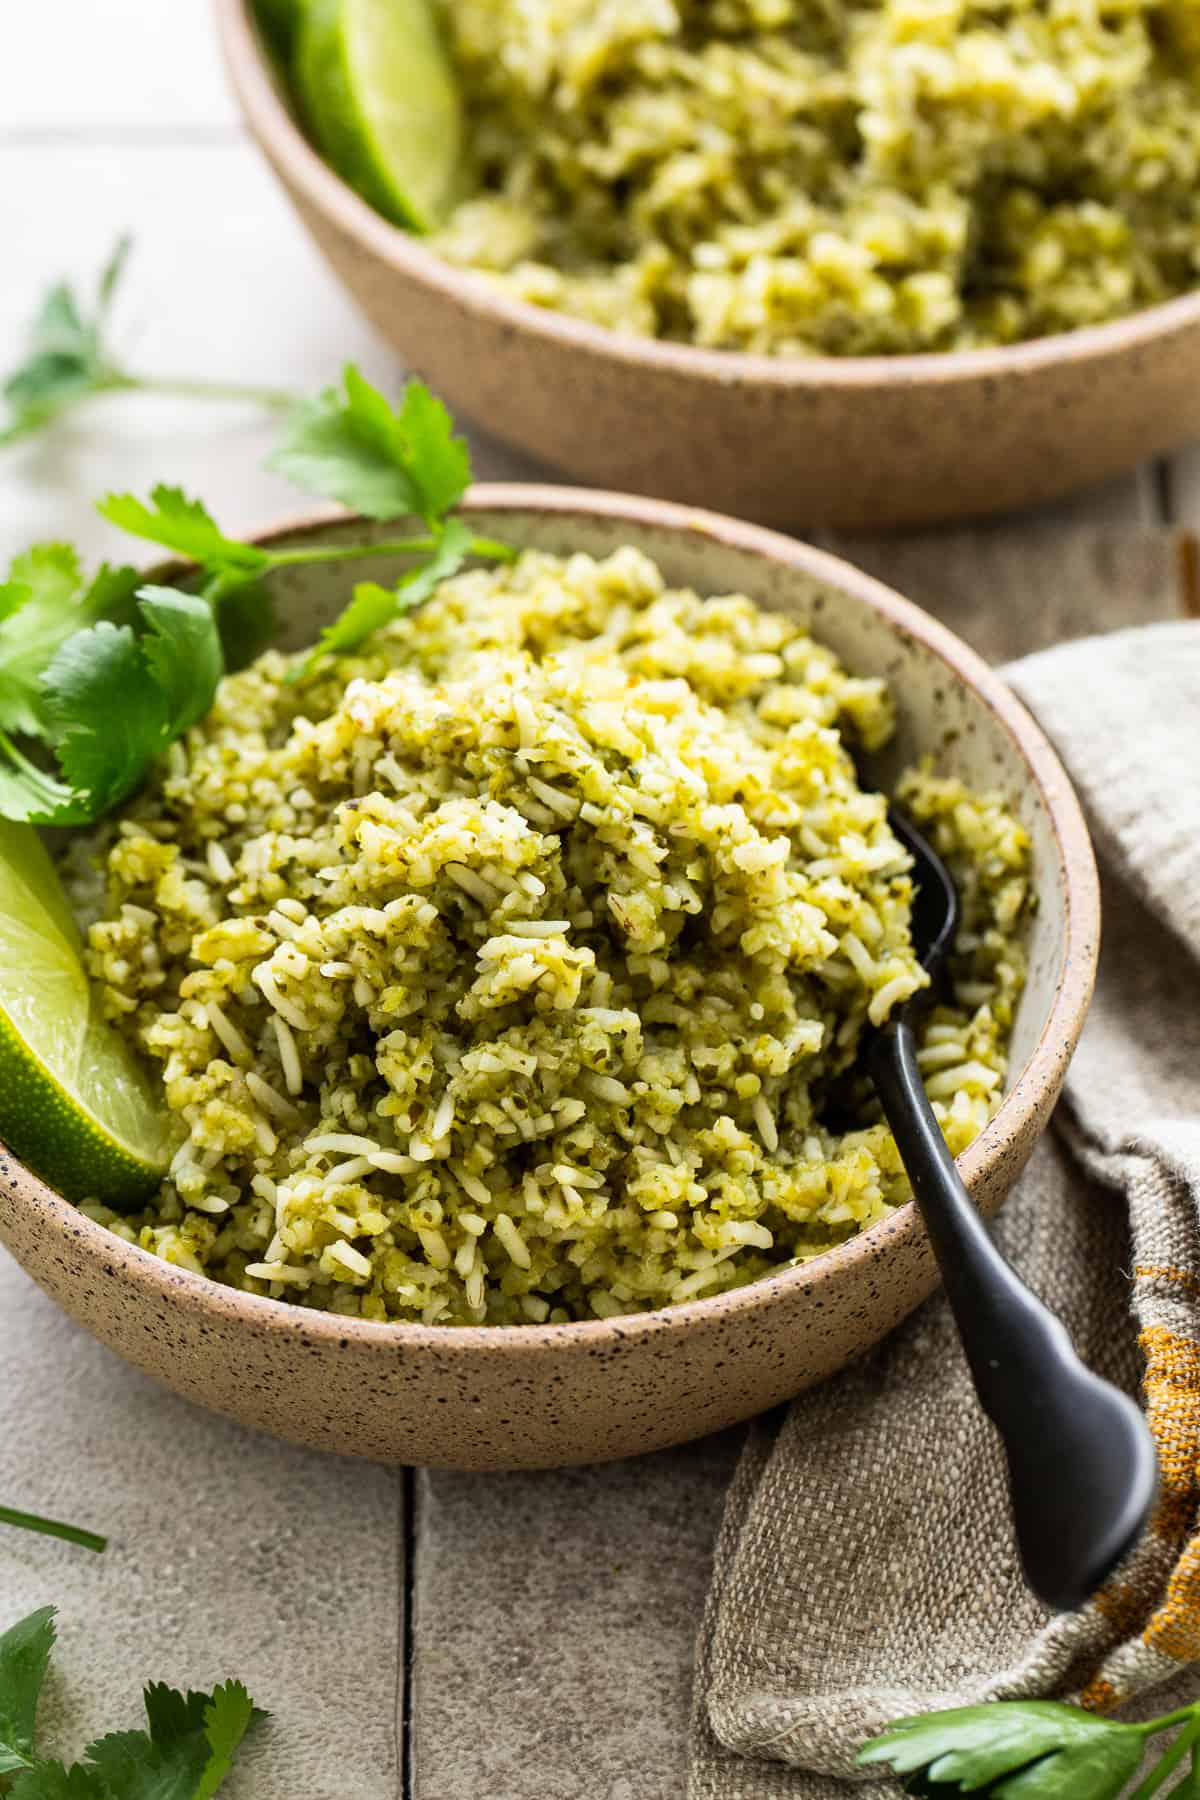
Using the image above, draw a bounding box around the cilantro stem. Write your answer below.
[265,536,437,567]
[130,373,298,411]
[0,1504,107,1553]
[1140,1707,1200,1735]
[471,535,519,561]
[1130,1712,1200,1800]
[264,535,506,568]
[1183,1745,1200,1798]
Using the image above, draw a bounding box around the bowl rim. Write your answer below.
[216,0,1200,391]
[4,485,1101,1353]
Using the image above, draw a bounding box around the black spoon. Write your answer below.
[867,811,1158,1612]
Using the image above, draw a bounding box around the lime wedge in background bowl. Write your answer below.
[294,0,466,232]
[0,820,171,1209]
[255,0,307,64]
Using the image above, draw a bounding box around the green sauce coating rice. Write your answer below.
[70,547,1030,1324]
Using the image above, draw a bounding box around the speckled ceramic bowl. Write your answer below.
[215,0,1200,530]
[0,491,1099,1470]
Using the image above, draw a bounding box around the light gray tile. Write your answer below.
[413,1432,742,1800]
[0,1251,402,1799]
[1018,467,1156,530]
[0,0,237,132]
[1164,447,1200,539]
[815,524,1180,665]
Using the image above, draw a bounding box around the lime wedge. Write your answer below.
[296,0,465,232]
[255,0,307,66]
[0,820,172,1210]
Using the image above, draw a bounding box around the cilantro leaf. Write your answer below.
[292,580,399,679]
[395,516,473,610]
[97,487,269,577]
[81,1692,214,1799]
[0,732,81,825]
[0,1607,264,1800]
[991,1737,1145,1797]
[142,1684,210,1746]
[9,1761,105,1799]
[0,547,144,740]
[0,248,131,447]
[41,590,224,818]
[137,588,225,735]
[0,367,504,823]
[268,367,420,520]
[209,577,276,673]
[291,515,473,680]
[0,1608,55,1777]
[0,581,33,625]
[395,380,472,523]
[97,236,133,318]
[2,242,295,449]
[860,1702,1147,1798]
[41,623,168,816]
[0,546,87,736]
[9,1684,264,1800]
[0,545,226,826]
[194,1683,263,1800]
[84,1680,264,1800]
[79,1726,208,1800]
[268,366,470,525]
[9,545,81,607]
[80,563,144,632]
[22,283,87,357]
[0,361,100,447]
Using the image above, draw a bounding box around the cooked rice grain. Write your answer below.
[73,547,1030,1324]
[433,0,1200,354]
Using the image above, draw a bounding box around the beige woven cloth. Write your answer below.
[690,621,1200,1799]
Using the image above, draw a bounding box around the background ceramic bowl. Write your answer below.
[215,0,1200,531]
[0,490,1099,1470]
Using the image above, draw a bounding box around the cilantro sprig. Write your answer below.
[0,241,294,447]
[0,364,511,827]
[0,1607,264,1798]
[861,1696,1200,1798]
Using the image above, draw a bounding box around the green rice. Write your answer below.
[71,547,1030,1325]
[432,0,1200,354]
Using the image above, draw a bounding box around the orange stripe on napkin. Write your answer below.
[1135,1326,1200,1661]
[1139,1325,1200,1545]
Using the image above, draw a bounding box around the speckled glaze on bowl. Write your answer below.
[0,491,1099,1470]
[215,0,1200,530]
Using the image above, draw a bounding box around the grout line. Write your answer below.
[0,125,245,148]
[1151,459,1174,527]
[1176,531,1200,619]
[1150,459,1200,621]
[401,1464,417,1800]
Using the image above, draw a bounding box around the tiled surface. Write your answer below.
[413,1436,741,1800]
[0,0,237,131]
[1,7,1195,1799]
[0,1256,402,1800]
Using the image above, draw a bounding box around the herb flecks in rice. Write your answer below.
[432,0,1200,355]
[73,547,1030,1324]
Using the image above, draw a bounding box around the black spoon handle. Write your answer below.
[868,1016,1158,1613]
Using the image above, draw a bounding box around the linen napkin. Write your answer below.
[690,620,1200,1798]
